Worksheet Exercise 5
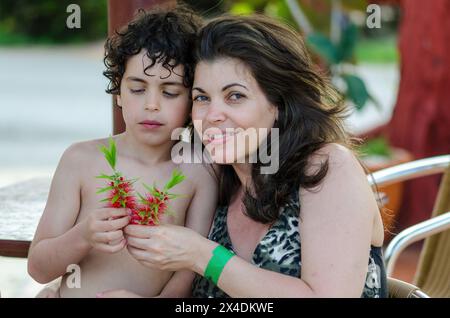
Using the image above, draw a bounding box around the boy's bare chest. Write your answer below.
[77,159,194,225]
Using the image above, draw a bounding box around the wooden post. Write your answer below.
[107,0,176,134]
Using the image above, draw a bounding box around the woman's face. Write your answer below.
[191,58,278,164]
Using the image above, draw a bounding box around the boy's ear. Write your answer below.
[116,94,122,108]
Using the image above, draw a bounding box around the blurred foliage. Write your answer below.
[226,0,387,112]
[0,0,107,44]
[359,137,392,158]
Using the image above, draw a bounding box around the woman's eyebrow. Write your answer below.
[126,76,147,83]
[222,83,248,91]
[192,87,206,93]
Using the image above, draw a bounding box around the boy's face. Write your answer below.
[117,50,190,146]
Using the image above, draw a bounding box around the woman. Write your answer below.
[101,14,387,298]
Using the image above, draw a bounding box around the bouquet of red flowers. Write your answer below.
[96,137,185,225]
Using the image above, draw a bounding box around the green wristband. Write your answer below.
[204,245,235,285]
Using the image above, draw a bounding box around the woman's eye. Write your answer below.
[130,88,145,94]
[229,92,245,101]
[163,91,180,98]
[193,95,209,102]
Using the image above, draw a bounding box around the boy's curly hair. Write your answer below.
[103,5,202,95]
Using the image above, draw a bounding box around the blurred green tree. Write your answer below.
[0,0,107,44]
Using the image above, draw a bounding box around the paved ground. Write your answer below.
[0,42,399,297]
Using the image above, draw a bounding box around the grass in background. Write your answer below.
[355,36,399,64]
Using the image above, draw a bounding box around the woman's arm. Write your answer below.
[125,144,376,297]
[158,163,219,297]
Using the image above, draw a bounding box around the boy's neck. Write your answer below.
[118,132,175,165]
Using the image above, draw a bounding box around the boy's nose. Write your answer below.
[144,94,160,111]
[145,102,160,111]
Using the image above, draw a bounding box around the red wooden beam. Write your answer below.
[108,0,176,134]
[0,240,30,258]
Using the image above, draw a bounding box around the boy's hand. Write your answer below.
[81,208,130,253]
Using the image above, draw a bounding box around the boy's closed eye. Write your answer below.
[130,88,145,94]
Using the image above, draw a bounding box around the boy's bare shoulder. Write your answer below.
[60,137,110,166]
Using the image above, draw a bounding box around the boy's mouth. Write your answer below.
[139,120,164,129]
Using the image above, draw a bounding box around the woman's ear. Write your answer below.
[272,105,279,121]
[116,95,122,108]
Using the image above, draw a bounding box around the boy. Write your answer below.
[28,6,217,297]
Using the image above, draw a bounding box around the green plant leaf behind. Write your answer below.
[360,137,392,158]
[337,22,358,63]
[230,2,255,15]
[342,74,369,111]
[264,1,294,24]
[306,32,339,64]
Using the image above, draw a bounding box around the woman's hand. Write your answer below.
[124,224,212,273]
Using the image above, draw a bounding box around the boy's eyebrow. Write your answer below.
[161,81,184,86]
[126,76,147,83]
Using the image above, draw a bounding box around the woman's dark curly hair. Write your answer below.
[195,14,369,224]
[103,5,202,95]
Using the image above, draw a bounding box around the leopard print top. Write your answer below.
[191,191,388,298]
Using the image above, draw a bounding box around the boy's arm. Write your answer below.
[27,144,90,283]
[158,163,218,298]
[27,143,129,284]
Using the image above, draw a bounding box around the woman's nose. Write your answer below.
[205,102,226,124]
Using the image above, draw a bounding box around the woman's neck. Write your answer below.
[231,163,253,190]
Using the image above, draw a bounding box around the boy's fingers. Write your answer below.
[93,239,126,253]
[97,215,130,232]
[93,230,124,244]
[97,208,129,220]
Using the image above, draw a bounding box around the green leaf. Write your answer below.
[98,137,117,171]
[306,32,339,64]
[142,183,154,193]
[230,2,255,15]
[166,193,188,200]
[111,193,120,204]
[109,136,116,170]
[368,93,382,112]
[264,1,293,23]
[164,169,186,190]
[99,145,114,170]
[96,186,114,194]
[100,198,110,202]
[95,173,114,180]
[359,137,392,158]
[337,22,358,62]
[137,192,146,202]
[129,177,140,184]
[342,74,370,111]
